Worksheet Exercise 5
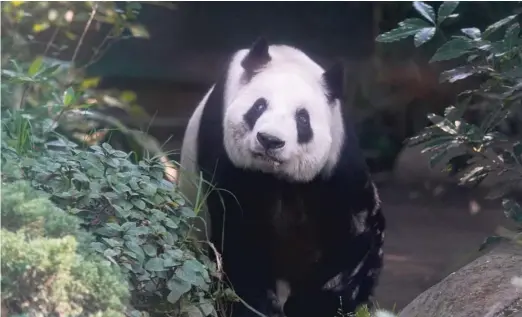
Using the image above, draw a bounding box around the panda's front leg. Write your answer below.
[219,235,282,317]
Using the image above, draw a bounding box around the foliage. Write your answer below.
[1,68,222,317]
[1,2,224,317]
[1,180,130,317]
[1,107,222,315]
[377,1,522,248]
[1,1,172,163]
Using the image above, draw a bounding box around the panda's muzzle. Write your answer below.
[257,132,285,150]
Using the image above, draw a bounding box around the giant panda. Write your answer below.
[178,38,385,317]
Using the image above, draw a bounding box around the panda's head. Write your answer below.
[222,38,346,182]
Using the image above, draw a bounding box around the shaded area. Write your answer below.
[374,182,511,310]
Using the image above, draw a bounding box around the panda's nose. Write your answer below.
[257,132,285,150]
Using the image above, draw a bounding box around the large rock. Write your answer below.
[398,242,522,317]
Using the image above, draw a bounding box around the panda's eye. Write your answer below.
[253,98,267,112]
[296,109,310,125]
[244,98,268,130]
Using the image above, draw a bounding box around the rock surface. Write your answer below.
[398,242,522,317]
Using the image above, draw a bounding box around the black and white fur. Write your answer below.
[178,38,385,317]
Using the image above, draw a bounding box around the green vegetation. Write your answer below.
[1,181,129,317]
[377,1,522,248]
[1,2,224,317]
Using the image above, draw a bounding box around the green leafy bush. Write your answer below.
[377,1,522,247]
[1,180,129,317]
[3,130,220,314]
[1,2,224,316]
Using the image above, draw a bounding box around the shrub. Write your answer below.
[1,88,222,317]
[1,2,224,316]
[377,1,522,246]
[1,180,130,317]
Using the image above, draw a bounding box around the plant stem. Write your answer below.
[71,2,98,66]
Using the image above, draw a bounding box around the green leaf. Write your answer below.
[32,22,50,33]
[461,27,481,40]
[430,37,473,62]
[167,249,184,260]
[439,65,487,83]
[174,259,208,289]
[437,1,459,25]
[163,255,181,267]
[186,306,204,317]
[483,14,517,39]
[504,22,521,48]
[28,56,44,76]
[167,276,192,293]
[114,183,131,193]
[102,237,123,248]
[142,244,157,257]
[62,87,75,106]
[144,257,165,271]
[376,18,430,43]
[90,242,107,253]
[180,206,196,218]
[459,166,487,185]
[164,218,179,229]
[199,303,215,316]
[128,24,150,38]
[125,241,145,262]
[141,183,157,196]
[427,113,458,134]
[106,223,122,231]
[72,172,90,183]
[131,198,146,210]
[429,148,449,168]
[414,27,436,47]
[102,142,115,153]
[413,1,436,24]
[39,64,61,77]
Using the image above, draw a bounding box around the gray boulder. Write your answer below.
[398,242,522,317]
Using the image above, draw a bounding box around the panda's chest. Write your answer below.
[268,187,324,280]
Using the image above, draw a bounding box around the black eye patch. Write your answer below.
[296,108,313,144]
[244,98,268,130]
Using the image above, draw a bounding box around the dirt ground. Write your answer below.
[373,181,510,311]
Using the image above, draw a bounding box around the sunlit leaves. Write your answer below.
[28,56,43,76]
[413,1,436,25]
[483,14,518,38]
[461,27,481,40]
[376,18,431,43]
[62,87,75,106]
[437,1,459,25]
[414,27,436,47]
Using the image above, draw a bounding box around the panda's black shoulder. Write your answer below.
[195,70,231,179]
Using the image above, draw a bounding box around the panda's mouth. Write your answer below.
[252,151,283,166]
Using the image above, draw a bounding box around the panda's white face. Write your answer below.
[222,46,345,182]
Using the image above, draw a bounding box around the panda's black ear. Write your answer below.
[241,37,271,73]
[322,61,345,103]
